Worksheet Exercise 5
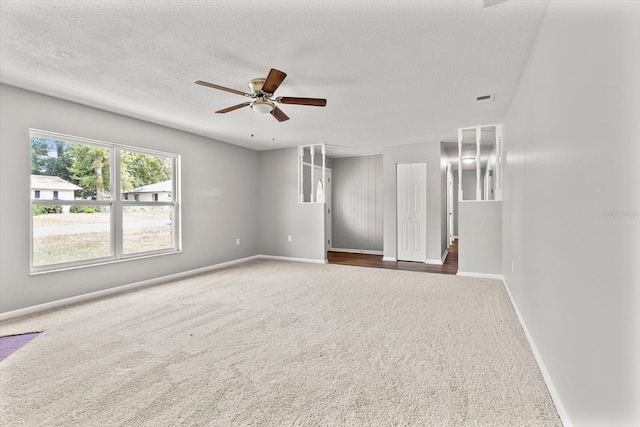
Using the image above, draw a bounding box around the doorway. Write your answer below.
[322,168,332,254]
[397,162,427,262]
[447,162,454,247]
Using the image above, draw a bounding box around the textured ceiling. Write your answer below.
[0,0,548,157]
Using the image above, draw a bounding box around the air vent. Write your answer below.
[483,0,509,8]
[476,94,495,104]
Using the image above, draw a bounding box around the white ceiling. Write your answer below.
[0,0,548,157]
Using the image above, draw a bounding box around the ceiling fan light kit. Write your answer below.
[251,100,274,114]
[196,68,327,123]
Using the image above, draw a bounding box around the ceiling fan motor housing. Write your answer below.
[248,78,265,94]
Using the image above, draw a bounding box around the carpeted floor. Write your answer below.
[0,260,561,426]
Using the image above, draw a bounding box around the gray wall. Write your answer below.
[383,142,443,262]
[0,84,259,313]
[331,155,383,251]
[458,201,501,275]
[461,170,476,200]
[462,169,486,201]
[502,1,640,425]
[258,148,326,261]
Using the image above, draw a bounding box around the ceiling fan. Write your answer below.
[195,68,327,122]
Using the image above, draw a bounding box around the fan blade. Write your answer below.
[270,106,290,122]
[261,69,287,94]
[195,80,250,97]
[277,97,327,107]
[216,102,251,114]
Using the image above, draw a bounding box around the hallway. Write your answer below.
[328,239,458,275]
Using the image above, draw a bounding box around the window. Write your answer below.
[30,130,180,273]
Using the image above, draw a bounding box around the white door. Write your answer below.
[447,163,454,246]
[397,162,427,262]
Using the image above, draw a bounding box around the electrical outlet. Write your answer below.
[236,238,240,246]
[288,235,292,242]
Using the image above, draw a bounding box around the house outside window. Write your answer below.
[30,130,181,272]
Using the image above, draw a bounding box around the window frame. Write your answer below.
[29,129,181,274]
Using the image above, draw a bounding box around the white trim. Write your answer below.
[441,249,449,263]
[382,257,397,262]
[258,255,327,264]
[0,255,260,321]
[331,248,383,255]
[425,259,444,265]
[502,279,572,427]
[457,271,504,280]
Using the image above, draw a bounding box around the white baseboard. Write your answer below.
[258,255,327,264]
[330,248,384,256]
[457,271,504,280]
[441,249,449,264]
[502,279,572,427]
[425,259,444,265]
[0,255,260,322]
[382,257,397,262]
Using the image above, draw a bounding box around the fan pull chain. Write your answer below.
[251,110,254,138]
[272,114,275,141]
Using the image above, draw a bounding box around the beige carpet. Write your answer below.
[0,260,561,426]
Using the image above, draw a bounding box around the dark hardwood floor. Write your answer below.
[328,239,458,275]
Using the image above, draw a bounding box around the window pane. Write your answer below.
[32,205,112,267]
[30,136,111,201]
[122,206,173,255]
[120,151,173,201]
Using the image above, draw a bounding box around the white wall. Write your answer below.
[383,142,443,262]
[32,189,75,201]
[502,1,640,425]
[0,84,259,314]
[126,192,172,202]
[258,148,326,261]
